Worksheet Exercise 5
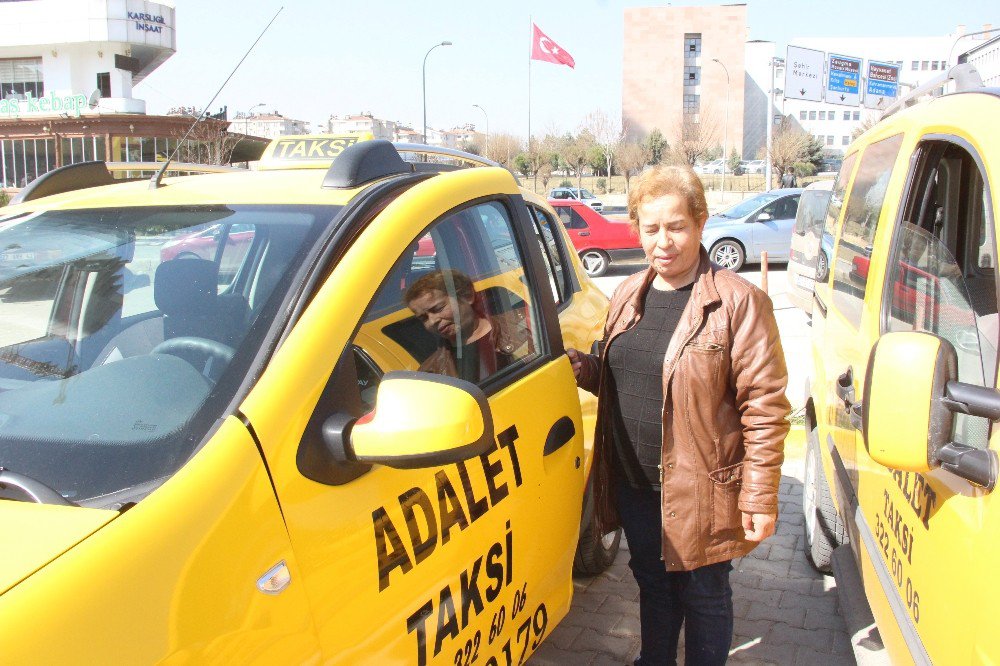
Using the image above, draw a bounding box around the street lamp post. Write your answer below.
[764,57,783,191]
[422,41,452,145]
[472,104,489,157]
[711,58,730,194]
[244,102,265,136]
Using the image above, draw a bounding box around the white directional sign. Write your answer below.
[864,60,901,109]
[826,53,862,106]
[785,45,825,102]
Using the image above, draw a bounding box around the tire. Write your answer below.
[574,477,622,575]
[709,240,745,271]
[580,250,610,277]
[815,251,830,282]
[802,425,847,573]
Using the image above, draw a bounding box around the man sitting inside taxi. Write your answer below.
[404,269,532,383]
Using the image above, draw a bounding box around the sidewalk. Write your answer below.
[530,446,854,665]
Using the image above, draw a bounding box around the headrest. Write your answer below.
[154,259,218,317]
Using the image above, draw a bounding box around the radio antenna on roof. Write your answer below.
[149,6,284,190]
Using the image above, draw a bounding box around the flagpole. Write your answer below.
[527,17,532,157]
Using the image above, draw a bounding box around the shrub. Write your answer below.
[559,179,572,188]
[0,189,9,207]
[595,177,606,193]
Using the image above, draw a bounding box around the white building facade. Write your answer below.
[961,33,1000,86]
[231,112,308,140]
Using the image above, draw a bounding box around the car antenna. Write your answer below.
[149,6,283,190]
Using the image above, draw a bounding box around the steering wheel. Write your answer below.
[152,336,235,371]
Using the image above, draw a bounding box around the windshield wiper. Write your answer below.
[0,468,77,506]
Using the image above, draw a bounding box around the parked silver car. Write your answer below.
[701,188,803,271]
[548,187,603,211]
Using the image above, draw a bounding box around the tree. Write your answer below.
[583,110,625,190]
[727,147,741,174]
[768,119,814,183]
[668,114,720,166]
[485,133,523,171]
[559,130,596,193]
[176,117,242,165]
[851,111,882,140]
[617,140,652,194]
[645,128,667,164]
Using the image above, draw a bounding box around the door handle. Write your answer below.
[578,231,590,237]
[836,368,855,406]
[543,416,576,455]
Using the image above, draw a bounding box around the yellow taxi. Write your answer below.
[0,135,612,663]
[803,65,1000,663]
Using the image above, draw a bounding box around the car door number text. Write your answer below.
[876,489,921,624]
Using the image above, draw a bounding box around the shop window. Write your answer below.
[0,58,43,99]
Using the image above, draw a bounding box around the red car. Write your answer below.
[548,200,643,277]
[160,223,256,281]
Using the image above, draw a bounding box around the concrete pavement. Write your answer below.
[531,263,853,664]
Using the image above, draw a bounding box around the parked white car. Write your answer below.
[693,159,726,174]
[548,187,603,211]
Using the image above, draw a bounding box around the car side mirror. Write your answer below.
[756,212,773,222]
[863,332,999,490]
[324,371,494,469]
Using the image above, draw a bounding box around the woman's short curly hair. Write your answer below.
[627,165,708,231]
[404,269,475,305]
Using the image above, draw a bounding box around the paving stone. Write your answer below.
[597,594,639,617]
[570,630,637,658]
[610,613,641,638]
[731,582,782,606]
[573,591,609,613]
[747,602,807,627]
[795,646,856,665]
[778,590,839,613]
[730,641,798,665]
[802,608,847,632]
[769,622,833,650]
[529,642,596,665]
[547,623,584,651]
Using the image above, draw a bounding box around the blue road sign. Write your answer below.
[826,53,862,106]
[865,61,900,108]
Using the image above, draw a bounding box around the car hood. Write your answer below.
[705,215,741,229]
[0,501,117,595]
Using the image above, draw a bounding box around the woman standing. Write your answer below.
[567,165,790,665]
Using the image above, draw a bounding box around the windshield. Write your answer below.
[579,189,596,199]
[0,205,337,506]
[717,193,780,219]
[793,190,832,235]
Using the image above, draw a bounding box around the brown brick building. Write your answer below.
[623,4,750,159]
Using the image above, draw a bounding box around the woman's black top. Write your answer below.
[606,283,693,490]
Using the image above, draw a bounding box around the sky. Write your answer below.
[135,0,998,138]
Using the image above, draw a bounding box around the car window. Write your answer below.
[760,195,799,221]
[0,205,333,503]
[824,152,858,237]
[831,134,904,328]
[529,205,573,306]
[883,140,997,449]
[556,206,589,230]
[346,199,542,395]
[719,193,779,219]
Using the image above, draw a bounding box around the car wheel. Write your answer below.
[574,476,622,576]
[580,250,610,277]
[803,424,847,573]
[709,240,744,271]
[816,251,830,282]
[176,251,201,260]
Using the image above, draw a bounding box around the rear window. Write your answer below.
[793,189,833,236]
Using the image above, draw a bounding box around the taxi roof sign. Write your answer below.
[258,133,375,170]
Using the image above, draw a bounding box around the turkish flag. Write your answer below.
[531,24,575,68]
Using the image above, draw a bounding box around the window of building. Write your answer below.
[0,57,44,99]
[96,73,111,99]
[921,61,929,70]
[853,111,860,121]
[684,33,702,56]
[842,136,850,146]
[800,110,808,120]
[827,135,834,145]
[843,111,851,121]
[683,93,700,115]
[819,111,826,120]
[931,60,939,70]
[911,60,919,70]
[684,65,700,86]
[809,110,817,120]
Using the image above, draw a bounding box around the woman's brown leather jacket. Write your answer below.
[576,249,790,571]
